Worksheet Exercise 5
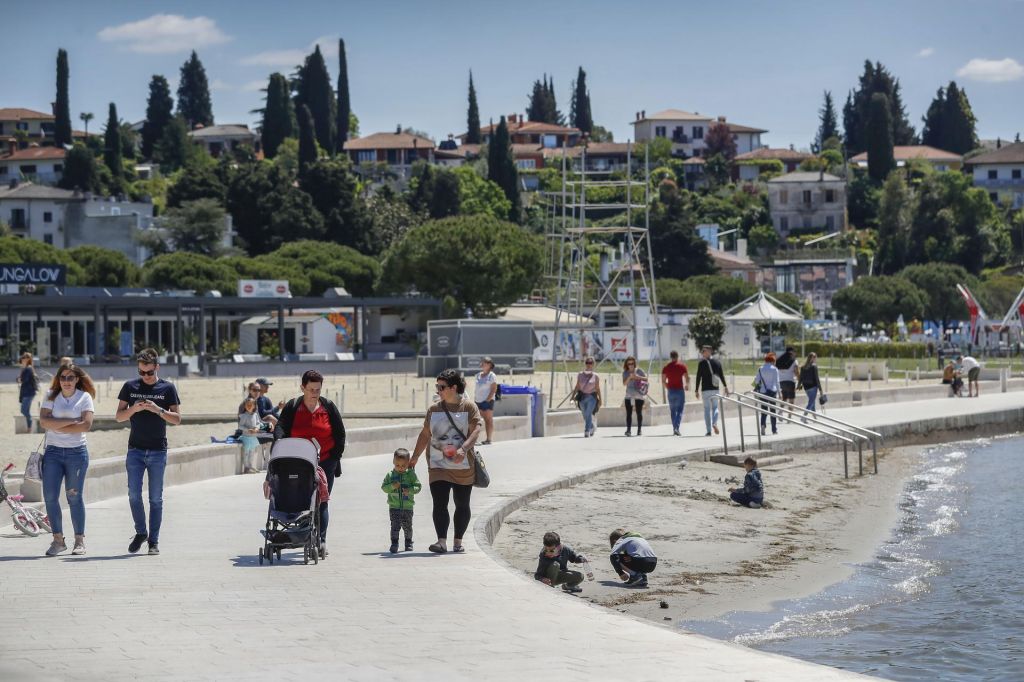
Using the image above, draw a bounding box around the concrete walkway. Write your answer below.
[2,392,1021,681]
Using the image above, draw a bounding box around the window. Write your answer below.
[53,164,62,173]
[43,211,52,223]
[990,192,999,202]
[825,189,835,203]
[803,190,812,204]
[825,215,835,230]
[803,216,812,229]
[356,150,375,163]
[988,169,998,180]
[1013,169,1022,180]
[386,149,400,164]
[16,122,28,131]
[692,126,704,139]
[0,166,6,175]
[43,234,53,245]
[516,159,537,169]
[11,208,26,229]
[19,165,37,175]
[778,189,788,204]
[655,126,667,138]
[779,216,789,231]
[40,122,54,134]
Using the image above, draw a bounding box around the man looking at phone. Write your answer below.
[115,348,182,555]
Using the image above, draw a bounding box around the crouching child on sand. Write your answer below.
[609,529,657,588]
[534,531,589,594]
[729,456,764,508]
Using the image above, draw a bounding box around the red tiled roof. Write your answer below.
[462,119,580,139]
[963,142,1024,165]
[0,146,66,161]
[343,131,435,151]
[850,145,961,163]
[0,107,53,121]
[735,148,814,162]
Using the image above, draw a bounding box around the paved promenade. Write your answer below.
[3,392,1021,681]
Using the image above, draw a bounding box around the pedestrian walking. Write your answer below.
[694,346,729,436]
[753,353,780,435]
[798,352,824,418]
[38,363,96,556]
[775,346,798,409]
[574,357,601,437]
[410,369,483,554]
[621,356,648,437]
[17,352,38,431]
[115,348,182,556]
[274,370,346,559]
[474,357,498,444]
[661,350,689,436]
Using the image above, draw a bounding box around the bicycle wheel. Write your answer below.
[26,507,51,534]
[12,512,41,537]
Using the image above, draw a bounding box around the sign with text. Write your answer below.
[238,279,291,298]
[0,263,66,285]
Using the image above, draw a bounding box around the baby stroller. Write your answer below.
[260,438,322,565]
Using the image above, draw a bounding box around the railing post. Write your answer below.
[872,439,878,474]
[843,442,849,479]
[738,399,745,453]
[753,397,762,450]
[719,396,728,456]
[867,369,872,391]
[858,441,863,476]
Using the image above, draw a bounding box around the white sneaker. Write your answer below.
[71,541,86,555]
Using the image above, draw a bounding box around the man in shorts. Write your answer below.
[958,355,981,397]
[775,346,798,406]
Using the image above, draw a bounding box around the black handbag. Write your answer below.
[440,402,489,488]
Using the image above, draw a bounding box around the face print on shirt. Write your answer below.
[428,411,470,470]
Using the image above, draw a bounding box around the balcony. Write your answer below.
[671,134,690,144]
[975,177,1024,189]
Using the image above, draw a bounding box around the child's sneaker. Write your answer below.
[561,585,583,594]
[389,542,398,554]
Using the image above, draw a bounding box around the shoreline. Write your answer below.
[491,443,921,626]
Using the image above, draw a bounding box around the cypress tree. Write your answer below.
[527,79,545,122]
[294,45,336,153]
[545,76,563,125]
[813,91,839,152]
[176,51,213,129]
[842,61,915,155]
[921,86,946,149]
[942,82,978,154]
[487,116,520,221]
[866,92,895,183]
[466,71,481,144]
[335,38,351,152]
[297,104,318,178]
[261,73,295,159]
[141,75,174,159]
[572,67,593,134]
[103,102,123,180]
[54,49,72,146]
[155,116,191,172]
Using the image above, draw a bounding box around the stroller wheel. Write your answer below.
[258,548,264,565]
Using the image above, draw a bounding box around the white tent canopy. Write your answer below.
[723,290,802,322]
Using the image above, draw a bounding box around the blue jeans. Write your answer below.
[319,461,337,543]
[667,389,686,431]
[758,390,778,432]
[580,393,597,434]
[20,396,34,429]
[126,448,167,543]
[730,490,763,507]
[42,445,89,536]
[805,387,819,414]
[701,390,719,434]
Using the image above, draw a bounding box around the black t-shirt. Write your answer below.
[19,366,38,400]
[117,378,180,450]
[696,358,727,392]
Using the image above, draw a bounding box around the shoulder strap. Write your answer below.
[439,401,467,441]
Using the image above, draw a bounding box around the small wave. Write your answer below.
[944,451,967,461]
[734,604,870,646]
[927,505,959,536]
[894,575,930,595]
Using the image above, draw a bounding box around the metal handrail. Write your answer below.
[747,391,882,441]
[715,392,878,478]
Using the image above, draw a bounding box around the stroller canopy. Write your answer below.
[268,438,320,467]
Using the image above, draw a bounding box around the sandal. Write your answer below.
[451,545,465,553]
[428,543,447,554]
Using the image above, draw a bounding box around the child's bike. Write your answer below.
[1,463,51,536]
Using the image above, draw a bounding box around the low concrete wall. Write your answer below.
[0,363,190,383]
[205,359,416,378]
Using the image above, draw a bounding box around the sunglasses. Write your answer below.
[435,383,450,391]
[138,369,157,377]
[59,374,77,382]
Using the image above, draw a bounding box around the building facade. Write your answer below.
[0,145,66,185]
[187,124,261,157]
[767,172,846,237]
[965,142,1024,209]
[631,109,766,158]
[343,130,435,181]
[850,145,963,173]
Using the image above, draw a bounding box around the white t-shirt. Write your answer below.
[41,389,95,448]
[474,371,497,403]
[960,356,980,372]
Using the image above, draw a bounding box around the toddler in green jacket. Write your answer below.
[381,448,422,553]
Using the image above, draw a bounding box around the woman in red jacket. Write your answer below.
[274,370,346,559]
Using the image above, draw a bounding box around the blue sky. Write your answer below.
[3,0,1023,149]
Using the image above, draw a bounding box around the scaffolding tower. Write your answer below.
[543,142,662,407]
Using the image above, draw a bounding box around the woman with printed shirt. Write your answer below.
[38,364,96,556]
[575,357,602,438]
[410,369,483,554]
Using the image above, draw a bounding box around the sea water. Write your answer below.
[684,436,1024,681]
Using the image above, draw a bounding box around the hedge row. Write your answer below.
[787,341,930,359]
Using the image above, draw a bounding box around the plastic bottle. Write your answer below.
[581,558,595,581]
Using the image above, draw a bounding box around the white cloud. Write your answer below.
[210,79,233,92]
[98,14,230,54]
[917,47,935,58]
[239,35,338,68]
[956,57,1024,82]
[242,80,267,92]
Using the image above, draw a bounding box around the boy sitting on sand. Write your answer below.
[609,529,657,588]
[728,456,764,509]
[534,531,588,594]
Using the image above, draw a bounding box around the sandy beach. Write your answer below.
[491,444,921,626]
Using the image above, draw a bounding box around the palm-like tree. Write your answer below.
[79,111,94,136]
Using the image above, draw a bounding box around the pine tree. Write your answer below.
[176,51,213,129]
[813,91,839,152]
[942,82,979,154]
[294,45,336,153]
[335,38,351,152]
[876,172,912,274]
[487,116,520,221]
[54,49,72,146]
[297,104,318,178]
[866,93,895,183]
[921,86,946,149]
[261,73,295,159]
[155,116,191,172]
[142,75,174,159]
[842,61,916,155]
[465,71,481,144]
[103,102,123,181]
[572,67,593,134]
